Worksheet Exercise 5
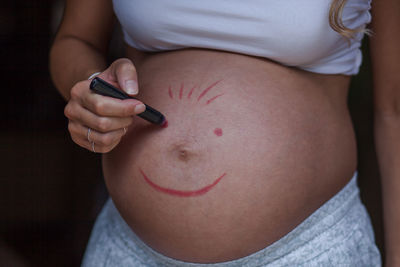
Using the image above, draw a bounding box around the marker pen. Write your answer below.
[90,77,167,126]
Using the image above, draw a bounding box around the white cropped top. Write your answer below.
[112,0,372,75]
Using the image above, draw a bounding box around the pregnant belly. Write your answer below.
[102,49,357,263]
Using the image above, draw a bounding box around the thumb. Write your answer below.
[108,58,139,96]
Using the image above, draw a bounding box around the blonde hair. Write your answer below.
[329,0,371,39]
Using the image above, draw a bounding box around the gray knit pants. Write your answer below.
[82,173,381,266]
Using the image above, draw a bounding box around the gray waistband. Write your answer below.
[102,172,362,266]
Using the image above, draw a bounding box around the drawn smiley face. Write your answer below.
[140,169,226,197]
[140,81,227,197]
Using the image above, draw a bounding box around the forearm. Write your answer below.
[50,36,107,100]
[374,113,400,264]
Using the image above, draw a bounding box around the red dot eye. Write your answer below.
[214,128,223,137]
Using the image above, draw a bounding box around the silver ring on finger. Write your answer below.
[87,128,92,142]
[91,141,96,153]
[123,127,127,134]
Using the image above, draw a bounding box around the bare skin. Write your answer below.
[102,48,356,262]
[49,0,400,264]
[370,1,400,265]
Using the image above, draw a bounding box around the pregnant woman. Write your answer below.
[50,0,399,266]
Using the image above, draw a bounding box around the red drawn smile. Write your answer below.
[140,169,226,197]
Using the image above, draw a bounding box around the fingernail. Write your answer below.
[134,103,146,113]
[125,80,138,95]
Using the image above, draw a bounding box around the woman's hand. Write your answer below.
[64,58,145,153]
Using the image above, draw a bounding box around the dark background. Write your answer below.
[0,1,383,266]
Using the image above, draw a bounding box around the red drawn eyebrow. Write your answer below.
[187,86,196,99]
[167,81,224,104]
[140,169,226,197]
[206,93,224,105]
[197,80,221,101]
